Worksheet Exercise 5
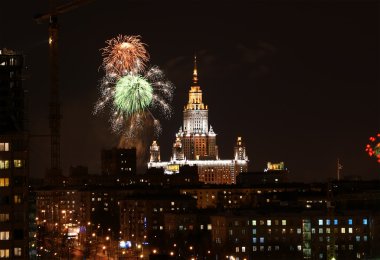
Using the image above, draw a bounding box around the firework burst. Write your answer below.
[101,35,149,75]
[365,133,380,164]
[95,35,174,140]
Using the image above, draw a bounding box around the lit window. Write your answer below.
[282,228,286,234]
[356,236,360,242]
[318,219,323,225]
[207,224,212,230]
[201,225,204,230]
[260,237,264,243]
[0,231,9,240]
[242,246,246,253]
[0,178,9,187]
[348,219,353,225]
[348,228,353,233]
[282,220,286,226]
[319,228,323,234]
[341,228,345,234]
[297,228,301,234]
[0,143,9,151]
[364,235,368,242]
[326,219,331,225]
[253,246,257,251]
[267,220,271,226]
[14,195,22,204]
[252,237,257,243]
[297,245,302,251]
[0,214,9,222]
[252,229,256,235]
[13,160,23,168]
[326,228,330,234]
[0,249,9,258]
[0,160,9,170]
[252,220,256,226]
[14,248,21,256]
[334,219,338,225]
[235,247,239,253]
[363,218,368,225]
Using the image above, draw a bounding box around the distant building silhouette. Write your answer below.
[101,147,136,176]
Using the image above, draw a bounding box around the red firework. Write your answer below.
[365,133,380,163]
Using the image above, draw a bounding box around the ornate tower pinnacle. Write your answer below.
[193,54,198,84]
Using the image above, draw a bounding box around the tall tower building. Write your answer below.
[0,48,29,259]
[176,56,218,160]
[148,56,249,184]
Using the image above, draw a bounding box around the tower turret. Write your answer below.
[149,140,161,162]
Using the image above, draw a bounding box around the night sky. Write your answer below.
[1,0,379,182]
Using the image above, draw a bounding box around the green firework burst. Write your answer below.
[114,74,153,116]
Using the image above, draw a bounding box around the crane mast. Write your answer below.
[48,14,61,175]
[35,0,93,177]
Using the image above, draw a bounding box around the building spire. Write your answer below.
[193,54,198,84]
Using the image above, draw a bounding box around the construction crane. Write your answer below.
[35,0,93,177]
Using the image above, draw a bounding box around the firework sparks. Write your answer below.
[95,35,174,140]
[365,133,380,164]
[101,35,149,76]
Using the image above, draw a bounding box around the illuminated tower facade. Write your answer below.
[148,56,248,184]
[175,56,218,160]
[150,141,161,163]
[234,137,248,173]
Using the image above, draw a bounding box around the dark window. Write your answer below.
[13,229,23,240]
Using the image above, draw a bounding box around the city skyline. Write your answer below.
[0,0,379,181]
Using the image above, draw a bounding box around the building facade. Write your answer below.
[148,57,249,184]
[0,48,29,259]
